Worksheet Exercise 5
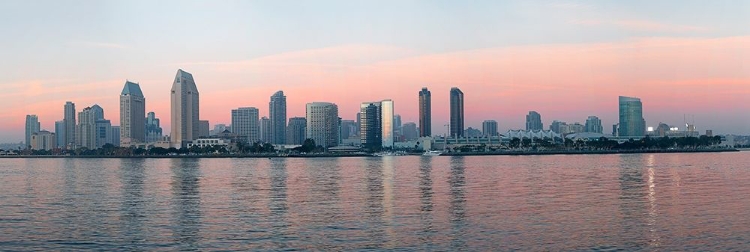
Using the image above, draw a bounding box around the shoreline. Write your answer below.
[0,148,739,158]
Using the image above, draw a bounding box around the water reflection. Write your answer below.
[170,158,202,249]
[382,156,396,249]
[618,154,648,249]
[418,156,435,247]
[449,156,467,250]
[119,159,147,247]
[364,157,385,248]
[268,158,291,248]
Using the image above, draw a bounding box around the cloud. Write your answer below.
[570,18,710,33]
[69,40,129,49]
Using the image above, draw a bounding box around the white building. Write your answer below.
[31,130,56,151]
[231,107,259,143]
[25,115,40,148]
[306,102,339,148]
[187,138,231,148]
[120,81,146,145]
[170,69,200,147]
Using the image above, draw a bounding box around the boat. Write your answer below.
[423,150,443,156]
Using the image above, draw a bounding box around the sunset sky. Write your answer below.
[1,0,749,142]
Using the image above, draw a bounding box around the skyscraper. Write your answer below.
[120,81,146,145]
[401,122,418,141]
[95,119,112,148]
[145,112,163,142]
[25,115,40,148]
[449,87,464,137]
[380,99,394,148]
[77,107,97,149]
[360,102,382,150]
[306,102,339,148]
[231,107,259,143]
[260,116,272,143]
[64,101,76,147]
[526,111,543,131]
[286,117,307,145]
[482,120,498,137]
[111,126,121,146]
[419,88,431,137]
[55,120,65,148]
[618,96,646,137]
[269,91,287,145]
[585,116,603,133]
[170,69,200,147]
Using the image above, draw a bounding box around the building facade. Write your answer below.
[260,116,272,143]
[618,96,646,137]
[25,115,40,149]
[585,116,603,133]
[231,107,259,144]
[30,131,56,151]
[145,112,163,142]
[77,106,97,149]
[170,69,200,147]
[269,90,287,145]
[401,122,418,141]
[482,120,499,137]
[199,120,209,138]
[419,87,431,137]
[360,102,382,150]
[55,120,65,148]
[449,87,464,137]
[306,102,339,148]
[526,111,543,131]
[286,117,307,145]
[64,101,76,147]
[120,81,146,145]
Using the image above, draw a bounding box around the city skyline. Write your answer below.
[3,1,750,142]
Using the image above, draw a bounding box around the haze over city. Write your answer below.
[2,0,749,142]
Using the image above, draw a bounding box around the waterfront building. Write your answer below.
[187,138,230,149]
[381,100,394,148]
[231,107,259,143]
[77,107,97,149]
[64,101,76,147]
[55,120,65,148]
[170,69,200,147]
[585,116,603,133]
[210,124,229,137]
[199,120,209,138]
[95,119,112,148]
[569,122,585,134]
[360,102,382,150]
[30,130,55,151]
[482,120,499,137]
[111,126,120,147]
[419,87,431,137]
[145,112,163,143]
[25,115,40,149]
[120,81,146,145]
[618,96,646,137]
[286,117,307,145]
[526,111,543,131]
[464,127,482,138]
[306,102,339,148]
[449,87,464,137]
[401,122,418,141]
[260,116,272,143]
[505,130,561,139]
[550,120,566,134]
[269,91,287,145]
[340,120,357,140]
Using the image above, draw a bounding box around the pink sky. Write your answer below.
[5,36,750,141]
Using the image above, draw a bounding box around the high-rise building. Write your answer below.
[464,127,482,138]
[550,120,566,134]
[90,104,104,121]
[482,120,498,137]
[55,120,65,148]
[260,116,272,143]
[306,102,339,148]
[419,88,431,137]
[618,96,645,137]
[381,99,394,148]
[585,116,603,133]
[569,122,585,134]
[170,69,200,147]
[401,122,418,141]
[269,91,287,145]
[340,120,357,139]
[210,124,229,136]
[360,102,382,150]
[199,120,209,138]
[111,126,121,146]
[449,88,464,137]
[64,101,76,147]
[145,112,163,142]
[30,131,55,151]
[77,107,97,149]
[286,117,307,145]
[231,107,259,143]
[526,111,543,131]
[95,119,112,148]
[25,115,40,148]
[120,81,146,145]
[355,112,361,136]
